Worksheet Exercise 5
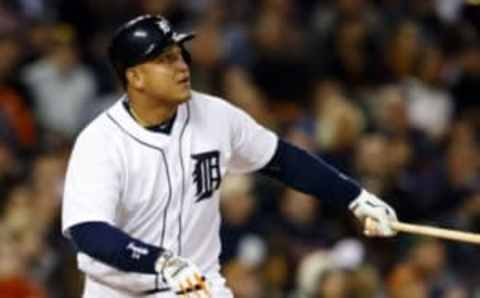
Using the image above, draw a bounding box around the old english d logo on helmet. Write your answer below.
[156,18,172,35]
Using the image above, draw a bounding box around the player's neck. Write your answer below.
[127,93,178,127]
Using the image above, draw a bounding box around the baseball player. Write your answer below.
[61,15,398,298]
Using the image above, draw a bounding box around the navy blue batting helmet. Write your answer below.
[109,15,195,85]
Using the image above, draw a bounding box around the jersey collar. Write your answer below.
[122,100,177,134]
[106,95,189,148]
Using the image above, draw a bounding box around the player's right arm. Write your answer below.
[62,126,208,296]
[69,222,209,296]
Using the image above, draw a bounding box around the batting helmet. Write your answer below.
[108,14,195,86]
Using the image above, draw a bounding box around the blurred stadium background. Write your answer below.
[1,0,480,297]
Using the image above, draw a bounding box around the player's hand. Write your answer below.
[348,189,398,237]
[155,250,211,297]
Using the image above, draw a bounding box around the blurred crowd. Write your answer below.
[1,0,480,297]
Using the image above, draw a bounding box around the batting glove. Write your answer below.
[155,250,210,297]
[348,189,398,237]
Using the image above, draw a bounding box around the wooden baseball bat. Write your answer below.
[365,218,480,245]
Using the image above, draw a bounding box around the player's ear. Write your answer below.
[126,67,144,89]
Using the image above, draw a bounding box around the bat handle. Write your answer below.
[391,221,480,245]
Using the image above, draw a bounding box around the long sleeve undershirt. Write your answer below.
[258,139,361,207]
[69,221,163,274]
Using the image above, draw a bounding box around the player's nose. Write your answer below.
[175,52,189,72]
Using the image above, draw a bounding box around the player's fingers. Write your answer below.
[178,282,188,298]
[190,276,204,298]
[187,277,199,298]
[365,217,396,237]
[176,276,204,298]
[194,273,210,297]
[194,273,206,289]
[195,278,206,298]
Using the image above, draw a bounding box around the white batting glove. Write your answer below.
[348,189,398,237]
[155,250,210,297]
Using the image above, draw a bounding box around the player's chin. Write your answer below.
[175,86,192,102]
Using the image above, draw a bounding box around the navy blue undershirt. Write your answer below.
[122,100,177,134]
[258,139,361,207]
[68,139,361,274]
[69,222,162,274]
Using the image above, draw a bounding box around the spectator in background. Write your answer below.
[28,150,70,298]
[296,250,337,298]
[248,1,312,122]
[221,66,276,130]
[435,0,464,25]
[0,142,21,206]
[223,235,271,298]
[21,24,96,138]
[313,269,350,298]
[0,224,47,298]
[387,119,478,223]
[29,151,67,231]
[431,122,480,217]
[220,175,262,263]
[24,21,56,63]
[453,191,480,284]
[0,33,37,153]
[353,134,391,195]
[0,184,49,298]
[79,27,122,125]
[291,79,365,173]
[405,44,453,142]
[349,264,383,298]
[7,0,55,21]
[369,85,412,138]
[0,2,22,34]
[450,32,480,123]
[318,17,382,90]
[57,0,133,46]
[2,186,42,271]
[406,0,446,40]
[1,147,70,298]
[311,0,383,42]
[387,237,461,298]
[364,85,442,219]
[189,6,226,94]
[264,188,333,293]
[352,132,421,222]
[384,21,422,82]
[137,0,189,27]
[295,239,379,298]
[223,259,267,298]
[311,81,364,166]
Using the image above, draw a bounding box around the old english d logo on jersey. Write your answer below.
[191,151,221,202]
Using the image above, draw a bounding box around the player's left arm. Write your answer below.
[224,101,397,237]
[257,139,398,237]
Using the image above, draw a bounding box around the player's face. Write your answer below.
[130,44,191,104]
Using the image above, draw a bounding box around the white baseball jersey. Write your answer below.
[62,91,278,297]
